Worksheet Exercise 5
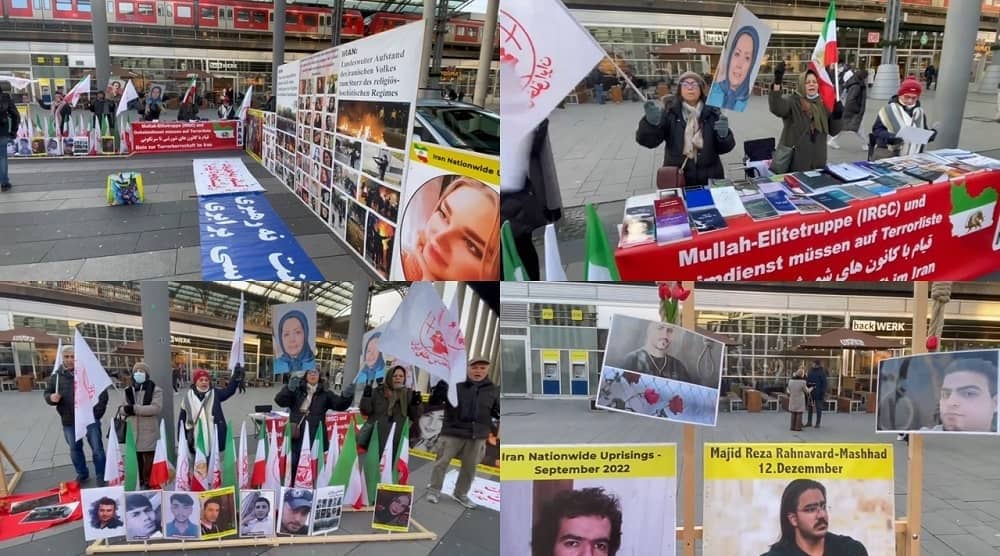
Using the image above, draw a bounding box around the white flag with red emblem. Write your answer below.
[63,75,91,108]
[103,425,125,486]
[293,422,314,488]
[396,418,411,485]
[317,421,338,487]
[175,426,190,491]
[209,430,222,489]
[263,426,281,493]
[237,421,250,489]
[73,330,113,441]
[379,282,466,406]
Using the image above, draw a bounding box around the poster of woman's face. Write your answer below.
[371,485,414,532]
[399,175,499,281]
[272,302,318,375]
[877,350,1000,434]
[596,314,724,426]
[239,490,275,538]
[125,491,163,540]
[356,325,387,384]
[706,4,772,112]
[81,486,126,541]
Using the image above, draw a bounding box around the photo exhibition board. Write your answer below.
[261,21,425,279]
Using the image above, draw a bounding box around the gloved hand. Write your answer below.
[929,128,938,142]
[773,62,786,86]
[713,114,730,138]
[831,101,844,119]
[643,100,662,126]
[123,405,135,416]
[411,390,422,404]
[288,375,301,391]
[363,383,373,397]
[888,136,904,146]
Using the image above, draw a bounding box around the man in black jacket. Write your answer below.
[44,345,109,486]
[0,91,20,191]
[89,91,115,131]
[273,367,354,477]
[761,479,868,556]
[426,355,499,509]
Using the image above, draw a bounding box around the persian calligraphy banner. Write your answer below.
[193,158,266,196]
[132,121,241,154]
[198,193,323,280]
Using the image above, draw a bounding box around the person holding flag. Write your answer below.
[177,366,244,461]
[88,91,115,131]
[273,366,354,484]
[119,362,164,489]
[426,354,499,509]
[359,365,422,462]
[43,344,109,486]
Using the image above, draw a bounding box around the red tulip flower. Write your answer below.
[658,283,672,301]
[671,284,691,301]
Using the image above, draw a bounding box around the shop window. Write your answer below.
[176,5,190,18]
[119,1,133,15]
[138,2,153,16]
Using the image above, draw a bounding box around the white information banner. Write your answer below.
[193,158,266,196]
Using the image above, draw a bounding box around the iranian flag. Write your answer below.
[584,204,621,280]
[124,421,139,491]
[148,419,172,490]
[378,423,397,486]
[222,420,236,488]
[317,421,339,487]
[501,221,527,281]
[293,422,314,488]
[282,420,293,486]
[62,75,91,108]
[809,0,838,111]
[104,424,125,486]
[250,429,266,488]
[263,427,282,493]
[181,77,198,104]
[237,421,250,489]
[209,429,222,489]
[361,422,381,503]
[309,419,323,483]
[331,415,367,509]
[192,426,209,491]
[175,426,190,491]
[395,418,411,485]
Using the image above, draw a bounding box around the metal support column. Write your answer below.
[417,0,437,91]
[91,0,111,93]
[332,0,343,47]
[473,0,499,106]
[871,0,902,100]
[272,0,287,95]
[140,282,174,449]
[428,0,450,91]
[343,280,370,389]
[934,1,983,147]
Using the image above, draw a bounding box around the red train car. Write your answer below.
[365,11,420,36]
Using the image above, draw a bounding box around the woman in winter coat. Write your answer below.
[871,78,937,160]
[273,367,354,478]
[178,367,243,459]
[360,365,422,462]
[121,362,164,489]
[786,367,812,432]
[769,63,844,172]
[828,69,867,151]
[636,71,735,187]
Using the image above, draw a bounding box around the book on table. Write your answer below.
[742,194,780,221]
[653,195,693,245]
[784,170,842,192]
[708,186,747,217]
[825,162,871,182]
[688,206,728,234]
[758,182,799,214]
[838,183,879,200]
[787,194,827,214]
[619,193,658,248]
[809,191,851,212]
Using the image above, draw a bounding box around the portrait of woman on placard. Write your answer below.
[355,331,386,385]
[707,25,761,112]
[274,310,316,374]
[400,175,499,280]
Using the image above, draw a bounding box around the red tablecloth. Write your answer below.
[616,170,1000,280]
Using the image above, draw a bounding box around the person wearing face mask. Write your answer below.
[871,78,937,160]
[178,366,244,459]
[273,367,354,478]
[769,63,844,172]
[360,365,422,461]
[636,71,736,187]
[121,362,164,489]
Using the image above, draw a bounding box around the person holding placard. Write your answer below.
[707,26,761,112]
[871,78,937,160]
[768,63,844,172]
[273,367,353,476]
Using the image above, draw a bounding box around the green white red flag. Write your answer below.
[809,1,838,111]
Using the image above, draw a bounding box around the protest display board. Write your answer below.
[707,4,772,112]
[616,173,1000,280]
[501,443,677,556]
[271,301,318,375]
[703,443,895,556]
[596,314,724,426]
[193,159,265,196]
[877,349,1000,434]
[132,121,241,154]
[245,109,265,164]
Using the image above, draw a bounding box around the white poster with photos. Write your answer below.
[310,485,345,535]
[81,486,126,541]
[239,489,276,538]
[596,314,724,426]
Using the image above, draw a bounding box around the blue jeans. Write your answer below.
[594,83,605,104]
[63,423,106,480]
[0,138,9,184]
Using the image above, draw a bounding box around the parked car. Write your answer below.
[413,99,499,156]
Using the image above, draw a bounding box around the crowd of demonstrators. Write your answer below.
[272,367,354,476]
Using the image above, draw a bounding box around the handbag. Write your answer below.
[290,415,306,441]
[656,165,686,190]
[770,144,795,174]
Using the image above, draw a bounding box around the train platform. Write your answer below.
[0,151,373,281]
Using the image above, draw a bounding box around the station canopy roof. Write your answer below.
[167,282,403,320]
[301,0,473,14]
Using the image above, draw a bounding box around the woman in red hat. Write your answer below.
[178,366,244,459]
[871,78,937,160]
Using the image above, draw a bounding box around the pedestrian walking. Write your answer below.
[0,91,19,192]
[805,360,828,428]
[787,367,811,432]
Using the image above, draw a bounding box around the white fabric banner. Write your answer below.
[73,330,113,441]
[442,470,499,512]
[193,158,266,197]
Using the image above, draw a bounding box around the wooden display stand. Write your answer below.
[85,507,436,554]
[670,282,928,556]
[0,441,23,497]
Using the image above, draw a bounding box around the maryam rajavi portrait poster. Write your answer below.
[272,301,318,375]
[707,4,773,112]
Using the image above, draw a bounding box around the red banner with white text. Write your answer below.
[131,121,242,154]
[617,170,1000,281]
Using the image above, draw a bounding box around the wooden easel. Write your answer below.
[0,441,23,497]
[669,281,927,556]
[86,507,436,554]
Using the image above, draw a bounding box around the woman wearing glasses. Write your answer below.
[636,71,735,187]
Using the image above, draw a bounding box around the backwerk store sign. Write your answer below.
[851,319,907,333]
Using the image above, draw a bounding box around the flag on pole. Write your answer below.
[251,429,266,488]
[282,420,293,486]
[116,80,138,117]
[499,0,606,194]
[237,421,249,489]
[330,416,365,508]
[544,223,568,280]
[379,282,467,406]
[238,86,253,121]
[72,330,113,441]
[149,419,172,489]
[395,418,411,485]
[222,420,237,488]
[181,77,198,104]
[310,420,323,483]
[584,203,621,281]
[104,425,125,486]
[51,338,62,375]
[378,423,396,486]
[101,114,109,137]
[317,421,338,487]
[501,221,527,281]
[0,75,34,90]
[63,75,91,108]
[192,426,209,491]
[293,422,314,488]
[90,115,100,155]
[124,421,139,491]
[809,0,838,111]
[175,426,191,491]
[263,426,282,493]
[228,292,245,372]
[362,421,381,503]
[209,428,222,489]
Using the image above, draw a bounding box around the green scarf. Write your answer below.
[798,73,829,136]
[384,384,409,420]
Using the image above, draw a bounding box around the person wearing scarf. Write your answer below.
[274,367,354,478]
[360,365,423,462]
[178,367,242,459]
[871,78,937,159]
[769,63,844,172]
[274,310,316,375]
[707,25,760,111]
[121,362,163,489]
[355,332,386,385]
[636,71,735,187]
